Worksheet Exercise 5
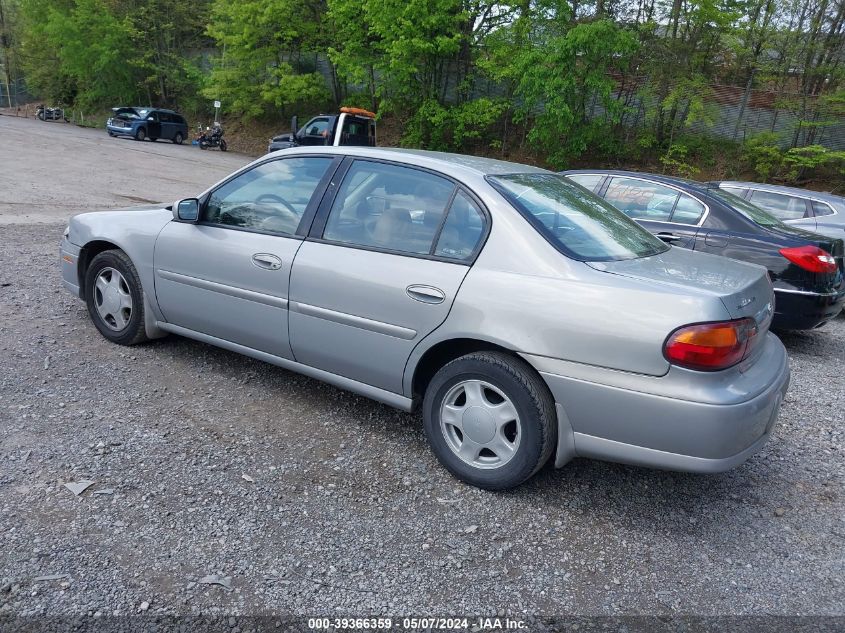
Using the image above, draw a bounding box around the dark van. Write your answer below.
[106,107,189,144]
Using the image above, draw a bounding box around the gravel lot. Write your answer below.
[1,114,844,624]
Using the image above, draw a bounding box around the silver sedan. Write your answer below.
[60,147,790,489]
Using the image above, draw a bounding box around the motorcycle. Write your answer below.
[35,104,68,122]
[196,122,227,151]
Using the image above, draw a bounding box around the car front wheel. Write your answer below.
[84,250,149,346]
[134,127,146,141]
[423,352,557,490]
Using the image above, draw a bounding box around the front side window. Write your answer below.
[323,161,456,255]
[749,190,809,220]
[304,118,330,138]
[565,173,604,192]
[603,177,678,222]
[204,157,333,235]
[490,173,668,262]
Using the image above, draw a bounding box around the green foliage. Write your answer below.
[659,144,700,178]
[511,19,639,167]
[402,98,507,151]
[16,0,208,111]
[203,0,332,119]
[742,133,783,181]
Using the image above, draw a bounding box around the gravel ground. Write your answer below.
[1,115,844,625]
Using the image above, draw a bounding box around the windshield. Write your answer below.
[709,188,785,228]
[490,173,669,262]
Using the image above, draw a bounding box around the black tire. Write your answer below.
[135,127,146,141]
[219,139,228,152]
[173,132,184,145]
[107,131,115,137]
[84,250,149,346]
[199,142,208,150]
[422,352,557,490]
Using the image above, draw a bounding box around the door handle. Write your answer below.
[657,232,682,243]
[251,253,283,270]
[406,285,446,304]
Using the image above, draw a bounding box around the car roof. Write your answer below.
[714,180,845,204]
[272,146,552,178]
[562,169,717,195]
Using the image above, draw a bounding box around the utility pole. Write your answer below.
[0,0,14,108]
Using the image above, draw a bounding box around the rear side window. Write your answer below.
[323,161,456,255]
[603,177,678,222]
[749,190,809,220]
[159,112,173,123]
[671,194,706,225]
[340,117,375,147]
[566,174,603,192]
[490,173,668,262]
[434,191,485,260]
[811,200,835,217]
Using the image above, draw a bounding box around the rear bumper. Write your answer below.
[772,287,845,330]
[533,333,790,472]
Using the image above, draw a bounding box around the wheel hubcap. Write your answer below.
[440,380,521,469]
[94,267,132,331]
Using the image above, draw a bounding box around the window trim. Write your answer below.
[591,174,711,228]
[195,154,343,238]
[306,156,491,265]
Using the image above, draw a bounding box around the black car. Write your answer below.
[106,107,189,144]
[562,170,845,330]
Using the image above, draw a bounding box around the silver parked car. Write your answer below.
[715,180,845,240]
[60,147,790,489]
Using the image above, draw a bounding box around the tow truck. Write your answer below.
[267,107,377,153]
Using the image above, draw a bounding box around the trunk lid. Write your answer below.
[588,246,774,326]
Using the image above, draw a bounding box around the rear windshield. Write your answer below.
[489,173,669,261]
[710,188,784,228]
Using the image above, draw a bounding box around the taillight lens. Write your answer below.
[779,245,837,274]
[664,318,759,371]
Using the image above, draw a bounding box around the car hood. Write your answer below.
[588,246,774,323]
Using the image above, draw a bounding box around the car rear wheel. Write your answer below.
[423,352,557,490]
[84,250,149,346]
[173,132,184,145]
[134,127,146,142]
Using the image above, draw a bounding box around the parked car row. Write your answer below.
[61,147,806,490]
[562,171,845,331]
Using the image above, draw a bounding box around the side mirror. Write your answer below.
[174,198,200,222]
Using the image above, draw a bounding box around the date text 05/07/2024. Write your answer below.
[307,617,528,631]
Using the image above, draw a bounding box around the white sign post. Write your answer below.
[213,100,221,124]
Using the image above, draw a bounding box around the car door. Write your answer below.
[748,189,817,232]
[600,176,703,249]
[153,155,339,359]
[288,158,489,394]
[145,111,162,139]
[158,112,174,139]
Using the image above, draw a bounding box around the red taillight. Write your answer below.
[664,318,758,371]
[779,245,837,274]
